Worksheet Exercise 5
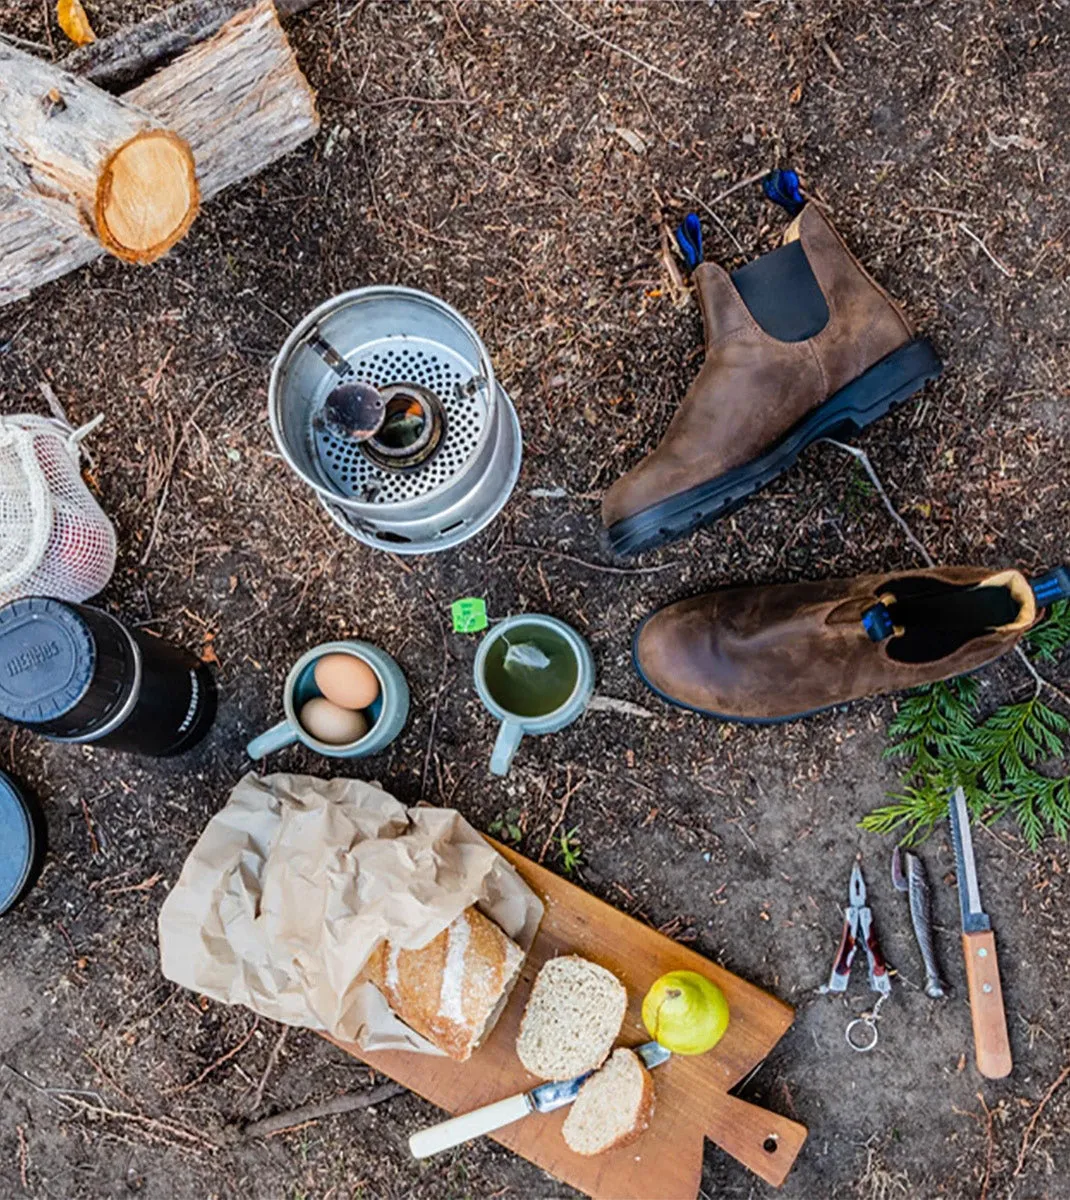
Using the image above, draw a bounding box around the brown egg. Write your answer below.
[313,652,380,710]
[299,697,369,745]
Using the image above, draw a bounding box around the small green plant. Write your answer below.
[557,826,583,875]
[487,808,523,843]
[842,465,876,518]
[862,602,1070,849]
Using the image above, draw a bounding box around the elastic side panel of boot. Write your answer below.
[885,581,1020,664]
[730,241,829,342]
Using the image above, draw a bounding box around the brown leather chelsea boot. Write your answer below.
[634,567,1048,723]
[603,204,942,556]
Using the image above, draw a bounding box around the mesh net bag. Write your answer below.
[0,414,116,606]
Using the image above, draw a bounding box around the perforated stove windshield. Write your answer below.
[310,339,487,504]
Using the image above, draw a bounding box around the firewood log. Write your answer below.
[0,41,199,264]
[0,3,318,307]
[63,0,321,92]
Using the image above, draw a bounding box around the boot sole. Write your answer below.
[631,609,839,724]
[607,337,943,557]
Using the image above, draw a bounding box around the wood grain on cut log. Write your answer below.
[0,3,319,307]
[0,41,199,263]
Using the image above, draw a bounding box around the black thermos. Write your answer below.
[0,597,216,756]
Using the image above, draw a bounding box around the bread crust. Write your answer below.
[562,1049,655,1157]
[364,907,524,1060]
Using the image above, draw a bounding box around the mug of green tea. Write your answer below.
[474,614,595,776]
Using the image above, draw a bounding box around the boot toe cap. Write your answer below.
[634,603,728,715]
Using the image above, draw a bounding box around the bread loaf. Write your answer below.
[515,955,627,1080]
[364,906,525,1061]
[562,1048,654,1156]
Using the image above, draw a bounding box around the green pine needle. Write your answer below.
[861,671,1070,850]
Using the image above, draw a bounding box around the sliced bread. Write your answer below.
[515,955,627,1080]
[562,1048,655,1156]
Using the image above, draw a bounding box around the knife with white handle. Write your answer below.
[409,1041,671,1159]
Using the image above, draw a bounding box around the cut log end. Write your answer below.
[95,129,200,263]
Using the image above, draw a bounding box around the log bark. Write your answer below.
[64,0,321,92]
[0,41,199,263]
[0,2,319,306]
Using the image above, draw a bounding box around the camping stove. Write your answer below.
[269,287,522,554]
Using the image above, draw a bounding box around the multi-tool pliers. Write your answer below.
[821,859,891,1050]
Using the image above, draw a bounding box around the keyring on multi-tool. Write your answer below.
[820,857,892,1051]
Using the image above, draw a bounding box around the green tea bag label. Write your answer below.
[451,597,488,633]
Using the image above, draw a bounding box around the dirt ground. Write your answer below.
[1,1,1069,1197]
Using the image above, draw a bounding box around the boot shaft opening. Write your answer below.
[868,572,1035,663]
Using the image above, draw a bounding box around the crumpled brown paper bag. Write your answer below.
[158,773,543,1054]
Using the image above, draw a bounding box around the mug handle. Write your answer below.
[490,721,524,776]
[246,719,297,760]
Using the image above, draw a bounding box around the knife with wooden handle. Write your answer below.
[409,1041,671,1159]
[949,786,1012,1078]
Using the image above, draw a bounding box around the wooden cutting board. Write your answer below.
[325,842,807,1198]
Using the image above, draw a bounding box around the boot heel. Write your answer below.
[821,338,942,434]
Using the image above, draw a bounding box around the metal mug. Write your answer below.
[246,640,409,760]
[474,614,595,777]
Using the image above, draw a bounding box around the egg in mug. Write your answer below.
[314,653,381,709]
[299,697,370,745]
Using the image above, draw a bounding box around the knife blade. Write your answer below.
[408,1041,671,1159]
[948,786,1011,1078]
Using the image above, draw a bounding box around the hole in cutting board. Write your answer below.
[763,1135,780,1154]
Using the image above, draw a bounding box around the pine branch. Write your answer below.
[866,680,1070,850]
[1026,600,1070,665]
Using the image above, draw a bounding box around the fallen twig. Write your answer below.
[822,440,936,567]
[545,0,689,87]
[501,543,678,576]
[248,1025,288,1114]
[140,369,249,566]
[56,1094,219,1153]
[959,222,1015,278]
[241,1082,406,1140]
[708,169,770,207]
[682,187,746,255]
[103,872,163,896]
[1014,1061,1070,1176]
[1014,645,1070,710]
[588,695,656,720]
[539,767,583,864]
[168,1017,260,1095]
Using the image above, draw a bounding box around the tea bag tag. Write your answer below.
[451,597,488,634]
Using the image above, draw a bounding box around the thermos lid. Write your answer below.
[0,597,95,725]
[0,771,36,915]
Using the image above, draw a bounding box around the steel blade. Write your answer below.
[636,1040,672,1069]
[529,1074,589,1113]
[949,785,990,932]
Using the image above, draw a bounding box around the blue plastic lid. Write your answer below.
[0,771,35,915]
[0,597,95,724]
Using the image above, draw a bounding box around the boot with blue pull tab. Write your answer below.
[604,178,943,556]
[634,565,1066,723]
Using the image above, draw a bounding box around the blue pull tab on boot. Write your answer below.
[674,212,704,271]
[763,168,806,217]
[1031,565,1070,606]
[861,602,895,643]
